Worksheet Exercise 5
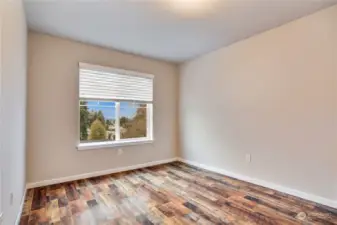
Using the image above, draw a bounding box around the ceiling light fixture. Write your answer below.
[165,0,219,17]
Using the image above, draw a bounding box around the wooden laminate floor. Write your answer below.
[20,162,337,225]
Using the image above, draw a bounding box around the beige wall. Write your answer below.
[180,5,337,200]
[27,32,179,183]
[0,0,27,224]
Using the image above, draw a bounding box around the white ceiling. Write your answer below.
[24,0,336,63]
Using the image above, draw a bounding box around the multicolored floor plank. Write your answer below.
[20,162,337,225]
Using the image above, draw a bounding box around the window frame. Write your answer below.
[77,63,154,151]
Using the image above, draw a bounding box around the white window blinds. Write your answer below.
[79,63,154,102]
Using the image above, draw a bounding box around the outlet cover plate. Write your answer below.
[246,154,251,163]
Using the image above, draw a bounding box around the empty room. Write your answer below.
[0,0,337,224]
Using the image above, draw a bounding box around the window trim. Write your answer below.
[77,138,154,151]
[78,100,154,150]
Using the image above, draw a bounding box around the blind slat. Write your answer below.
[79,64,153,102]
[80,74,152,84]
[80,81,152,90]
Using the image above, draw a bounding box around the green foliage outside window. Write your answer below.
[80,101,148,142]
[89,119,106,140]
[80,101,89,140]
[121,104,147,139]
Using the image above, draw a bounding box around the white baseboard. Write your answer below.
[15,189,27,225]
[177,158,337,209]
[26,158,178,189]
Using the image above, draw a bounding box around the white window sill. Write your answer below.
[77,138,154,151]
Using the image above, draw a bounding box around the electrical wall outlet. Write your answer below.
[10,193,14,206]
[117,148,123,156]
[246,154,251,163]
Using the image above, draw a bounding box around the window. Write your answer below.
[78,63,153,150]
